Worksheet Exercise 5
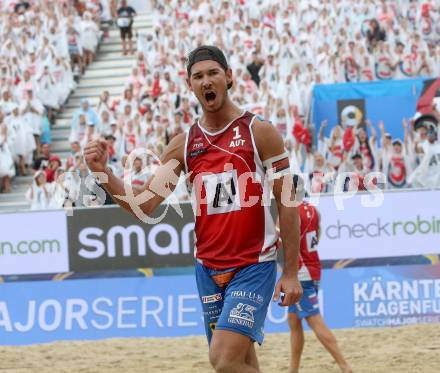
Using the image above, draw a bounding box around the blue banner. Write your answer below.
[1,264,439,345]
[311,78,427,141]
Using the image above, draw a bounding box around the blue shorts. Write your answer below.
[288,280,320,318]
[195,261,276,345]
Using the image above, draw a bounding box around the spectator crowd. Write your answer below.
[0,0,106,202]
[1,0,440,210]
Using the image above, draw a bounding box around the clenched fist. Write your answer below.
[84,139,108,173]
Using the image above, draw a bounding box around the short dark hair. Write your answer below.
[186,45,232,89]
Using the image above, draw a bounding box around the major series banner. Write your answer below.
[1,264,439,345]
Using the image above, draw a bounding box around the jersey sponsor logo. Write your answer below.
[202,170,241,215]
[228,303,256,328]
[202,293,222,304]
[203,308,221,317]
[230,290,264,304]
[209,322,217,331]
[190,138,207,157]
[189,148,207,157]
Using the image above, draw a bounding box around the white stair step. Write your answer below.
[54,112,75,122]
[10,184,28,193]
[64,98,100,110]
[51,140,71,152]
[76,77,128,89]
[99,43,130,53]
[88,59,135,70]
[0,192,26,202]
[95,52,137,62]
[98,45,124,53]
[51,132,70,142]
[100,35,125,45]
[83,68,132,79]
[108,27,151,39]
[103,36,140,45]
[0,201,30,212]
[107,19,153,32]
[53,118,70,127]
[134,14,154,22]
[72,86,124,98]
[51,124,70,131]
[13,175,33,185]
[57,112,76,120]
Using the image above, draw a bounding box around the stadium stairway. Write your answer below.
[0,14,153,213]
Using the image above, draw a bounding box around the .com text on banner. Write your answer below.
[0,210,69,275]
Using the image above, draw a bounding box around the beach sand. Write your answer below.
[1,323,439,373]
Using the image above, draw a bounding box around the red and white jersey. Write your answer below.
[297,202,321,281]
[185,111,278,269]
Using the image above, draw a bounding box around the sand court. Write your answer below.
[1,323,439,373]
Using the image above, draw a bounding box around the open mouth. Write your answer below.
[204,91,216,104]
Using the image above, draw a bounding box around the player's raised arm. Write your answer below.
[84,132,185,217]
[252,118,303,306]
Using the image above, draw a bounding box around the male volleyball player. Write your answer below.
[287,176,352,373]
[84,45,302,373]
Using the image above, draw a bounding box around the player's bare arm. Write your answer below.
[83,133,185,217]
[252,118,303,306]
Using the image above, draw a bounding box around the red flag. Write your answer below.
[343,127,355,151]
[292,121,311,146]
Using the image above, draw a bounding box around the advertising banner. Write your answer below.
[0,210,69,275]
[315,190,440,260]
[311,78,425,140]
[1,264,439,345]
[324,263,440,329]
[67,204,196,272]
[67,189,439,272]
